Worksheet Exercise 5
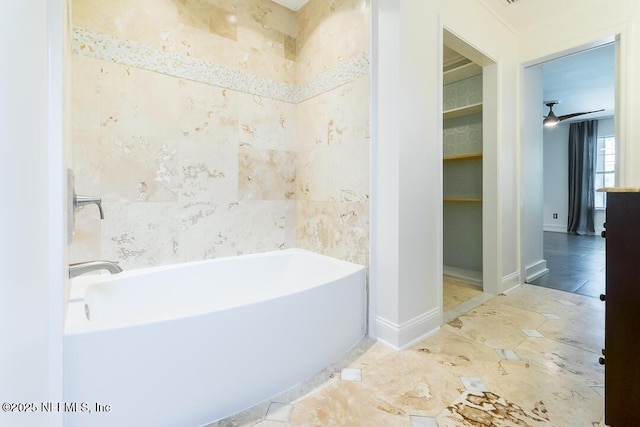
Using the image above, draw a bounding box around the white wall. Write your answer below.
[543,122,570,232]
[0,0,66,426]
[371,0,519,349]
[518,0,640,188]
[599,116,615,136]
[520,65,548,282]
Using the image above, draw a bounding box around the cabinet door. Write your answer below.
[604,192,640,425]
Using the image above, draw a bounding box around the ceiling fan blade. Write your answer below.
[558,109,605,121]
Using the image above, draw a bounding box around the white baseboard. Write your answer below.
[501,271,520,293]
[443,265,482,287]
[525,259,549,282]
[375,308,441,350]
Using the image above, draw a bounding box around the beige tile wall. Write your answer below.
[70,0,369,268]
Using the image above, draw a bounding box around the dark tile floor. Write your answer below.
[528,231,606,298]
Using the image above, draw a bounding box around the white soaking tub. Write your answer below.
[64,249,366,427]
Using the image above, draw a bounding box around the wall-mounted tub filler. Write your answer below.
[67,168,105,243]
[69,261,123,278]
[73,192,103,219]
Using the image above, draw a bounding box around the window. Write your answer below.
[595,136,615,208]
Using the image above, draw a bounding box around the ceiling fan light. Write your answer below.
[543,101,560,127]
[543,116,559,127]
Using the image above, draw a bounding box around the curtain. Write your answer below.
[567,120,598,235]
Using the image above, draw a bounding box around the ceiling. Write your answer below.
[272,0,309,11]
[477,0,592,34]
[542,43,615,122]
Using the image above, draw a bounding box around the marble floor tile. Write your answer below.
[264,403,293,422]
[358,350,463,417]
[457,300,548,331]
[408,328,501,377]
[451,296,488,315]
[443,277,482,311]
[494,348,520,360]
[542,313,561,319]
[289,381,410,427]
[560,293,605,317]
[409,415,438,427]
[537,312,604,355]
[340,368,362,382]
[460,376,489,392]
[346,341,396,370]
[488,284,570,314]
[522,328,544,337]
[436,391,555,426]
[254,422,292,427]
[443,302,546,350]
[514,336,604,387]
[210,284,604,427]
[254,420,292,427]
[482,360,604,426]
[555,298,577,306]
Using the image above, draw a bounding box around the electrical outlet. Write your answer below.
[553,213,558,219]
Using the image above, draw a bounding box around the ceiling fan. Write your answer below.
[543,101,604,127]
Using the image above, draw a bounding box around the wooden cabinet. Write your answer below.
[602,191,640,426]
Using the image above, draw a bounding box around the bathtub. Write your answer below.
[64,249,366,427]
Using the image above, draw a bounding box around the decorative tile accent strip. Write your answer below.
[295,51,370,103]
[71,27,369,105]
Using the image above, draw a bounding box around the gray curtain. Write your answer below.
[567,120,598,235]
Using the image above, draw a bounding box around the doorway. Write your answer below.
[529,232,605,298]
[521,38,619,298]
[442,29,499,321]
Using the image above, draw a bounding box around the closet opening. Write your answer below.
[442,29,499,322]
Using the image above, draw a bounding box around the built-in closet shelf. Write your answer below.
[443,102,482,120]
[443,62,482,85]
[443,153,482,161]
[443,197,482,203]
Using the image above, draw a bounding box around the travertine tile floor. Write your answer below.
[442,277,493,326]
[443,278,483,311]
[213,284,606,427]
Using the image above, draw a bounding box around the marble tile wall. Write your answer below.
[70,0,370,269]
[295,0,370,266]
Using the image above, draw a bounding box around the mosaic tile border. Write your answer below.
[72,27,369,104]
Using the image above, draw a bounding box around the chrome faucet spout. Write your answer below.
[74,193,104,219]
[69,261,123,278]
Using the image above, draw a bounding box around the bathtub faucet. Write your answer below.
[69,261,123,278]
